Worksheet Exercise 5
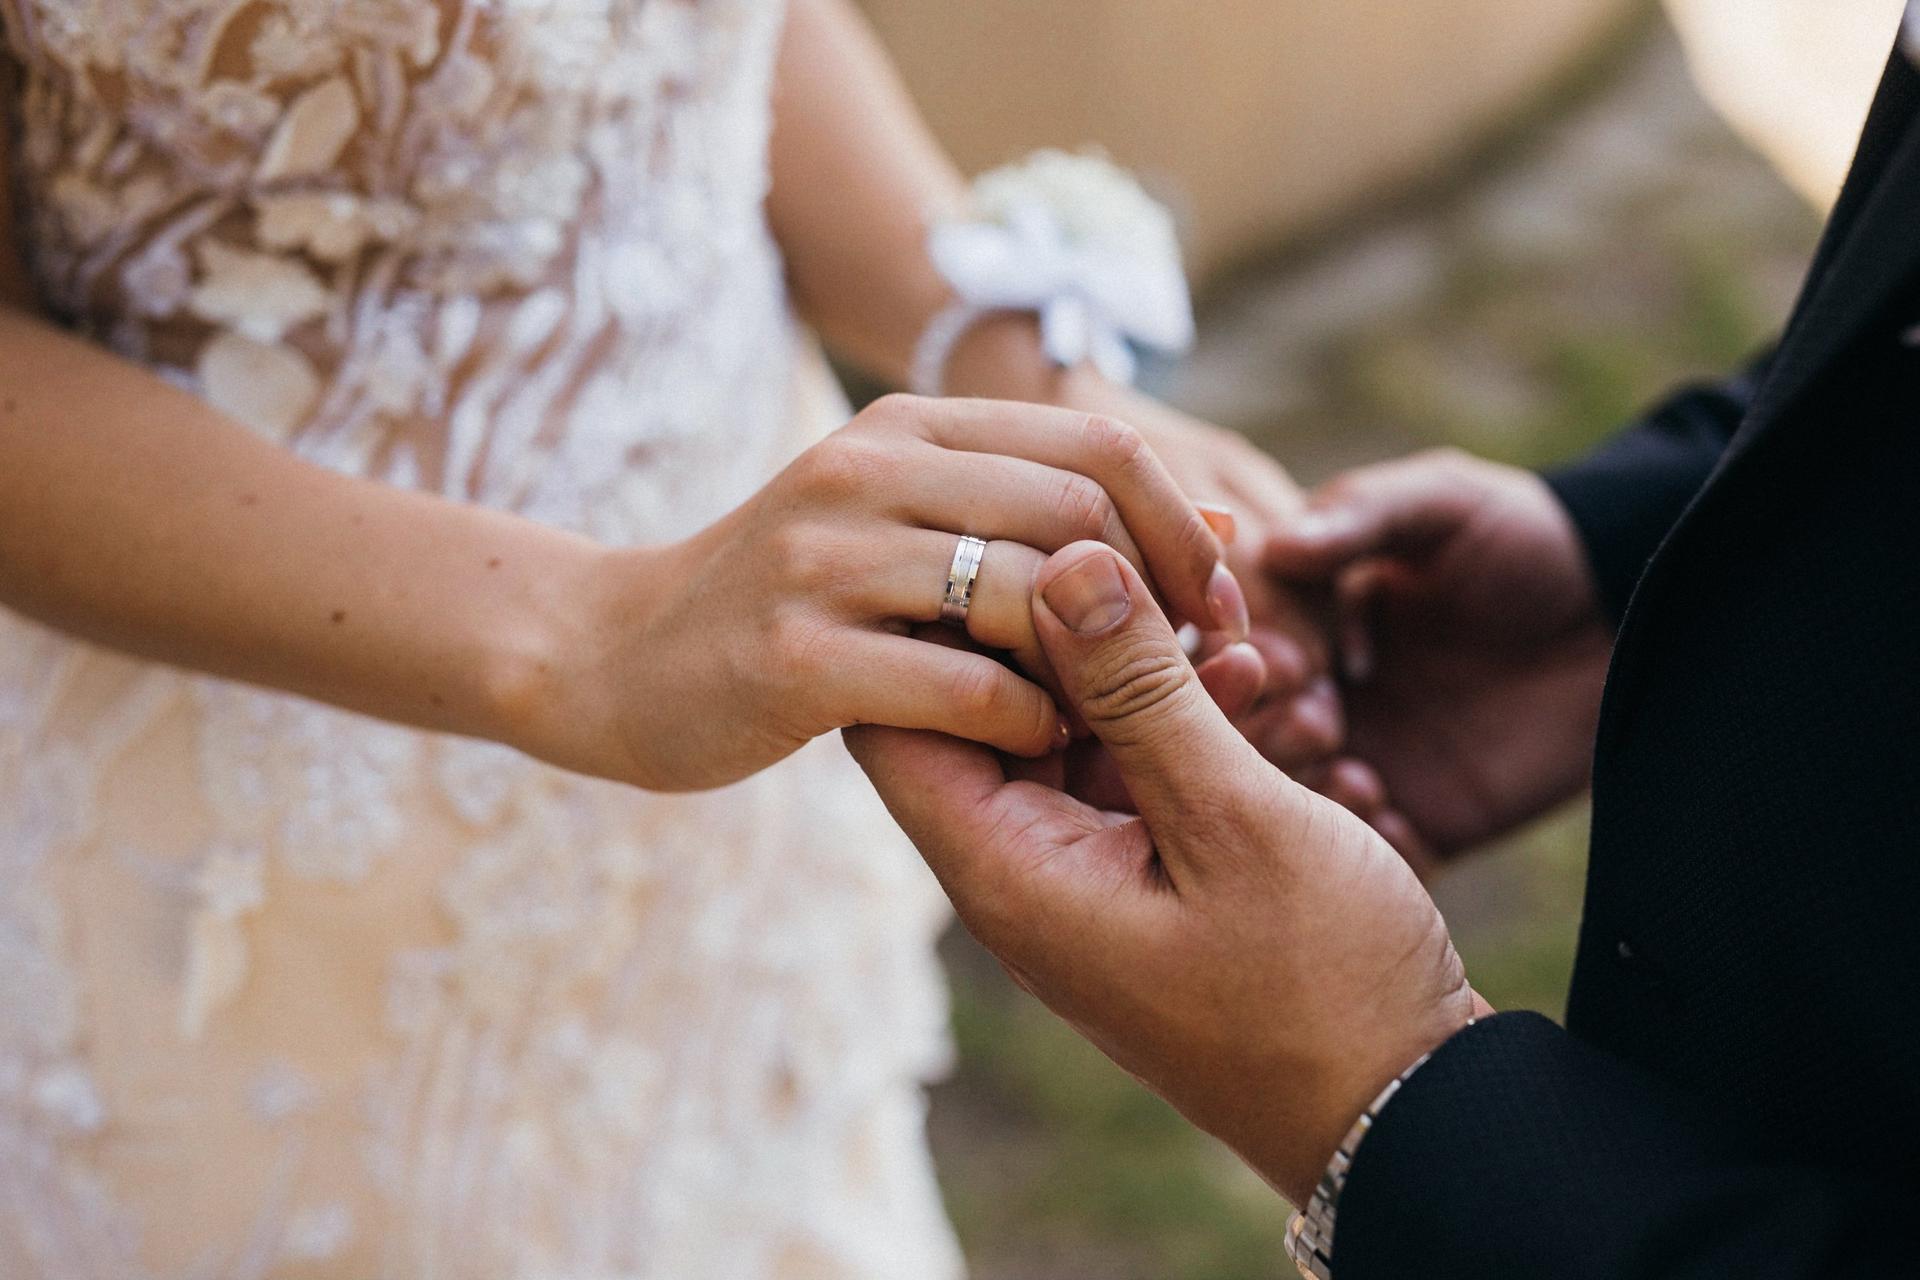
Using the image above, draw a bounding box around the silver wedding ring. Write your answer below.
[940,535,988,626]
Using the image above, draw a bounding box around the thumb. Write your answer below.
[1033,542,1263,856]
[1264,453,1473,579]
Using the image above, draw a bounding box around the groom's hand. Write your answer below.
[846,541,1488,1206]
[1263,449,1613,868]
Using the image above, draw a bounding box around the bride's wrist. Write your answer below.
[482,536,677,784]
[939,311,1157,429]
[939,311,1086,405]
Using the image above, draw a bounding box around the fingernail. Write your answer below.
[1196,502,1238,546]
[1042,552,1132,635]
[1207,561,1250,642]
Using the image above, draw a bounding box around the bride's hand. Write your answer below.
[529,394,1245,792]
[944,317,1341,767]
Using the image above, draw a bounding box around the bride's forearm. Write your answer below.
[762,8,1147,407]
[0,306,650,774]
[766,0,966,386]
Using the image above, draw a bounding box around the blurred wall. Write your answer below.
[1664,0,1903,210]
[857,0,1639,281]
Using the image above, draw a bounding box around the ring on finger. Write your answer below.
[939,535,988,626]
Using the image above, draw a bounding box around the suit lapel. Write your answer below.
[1594,46,1920,749]
[1726,56,1920,458]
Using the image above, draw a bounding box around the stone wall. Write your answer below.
[857,0,1639,281]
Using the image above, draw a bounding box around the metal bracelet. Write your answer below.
[1284,1020,1475,1279]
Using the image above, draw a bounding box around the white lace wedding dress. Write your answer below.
[0,3,962,1277]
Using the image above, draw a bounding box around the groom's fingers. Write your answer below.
[844,725,1146,946]
[844,725,1033,933]
[844,725,1007,862]
[1031,542,1271,878]
[1264,453,1473,579]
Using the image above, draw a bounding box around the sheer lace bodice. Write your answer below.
[6,0,801,540]
[0,3,961,1277]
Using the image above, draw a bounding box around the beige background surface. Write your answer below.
[1663,0,1904,209]
[857,0,1639,280]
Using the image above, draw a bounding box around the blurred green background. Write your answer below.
[925,16,1822,1279]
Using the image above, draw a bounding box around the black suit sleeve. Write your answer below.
[1542,352,1771,621]
[1333,1013,1914,1279]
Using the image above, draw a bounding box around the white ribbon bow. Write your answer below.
[928,199,1195,386]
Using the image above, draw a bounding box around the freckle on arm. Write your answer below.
[329,610,347,625]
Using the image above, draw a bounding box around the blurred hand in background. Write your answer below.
[1264,449,1614,873]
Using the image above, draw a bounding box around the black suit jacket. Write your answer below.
[1333,45,1920,1279]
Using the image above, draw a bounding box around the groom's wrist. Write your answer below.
[1282,988,1495,1206]
[1286,990,1494,1276]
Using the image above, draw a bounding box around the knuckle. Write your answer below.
[1079,413,1150,475]
[865,391,913,421]
[946,660,1013,722]
[771,524,842,592]
[863,392,928,435]
[1078,641,1195,741]
[801,431,892,497]
[1177,507,1218,565]
[1052,475,1121,545]
[767,604,832,683]
[791,440,846,494]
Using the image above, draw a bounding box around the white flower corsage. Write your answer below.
[913,149,1195,395]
